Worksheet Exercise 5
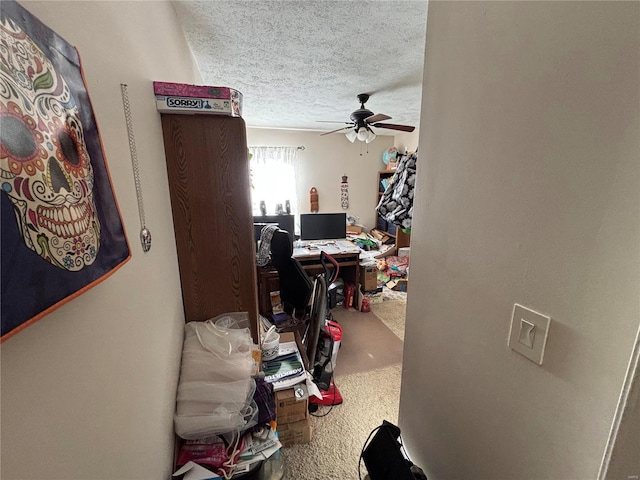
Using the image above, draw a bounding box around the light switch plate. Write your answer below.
[508,304,551,365]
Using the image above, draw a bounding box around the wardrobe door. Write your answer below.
[161,114,258,340]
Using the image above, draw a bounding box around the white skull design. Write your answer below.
[0,15,100,271]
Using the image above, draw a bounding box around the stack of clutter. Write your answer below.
[173,313,282,479]
[261,330,315,447]
[382,248,410,292]
[356,249,410,311]
[351,229,403,311]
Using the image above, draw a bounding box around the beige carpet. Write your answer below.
[370,299,407,342]
[281,364,402,479]
[281,296,407,479]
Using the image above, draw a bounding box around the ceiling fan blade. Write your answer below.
[371,123,415,132]
[320,126,353,136]
[365,113,391,123]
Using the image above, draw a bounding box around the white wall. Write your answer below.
[247,128,394,230]
[400,2,639,479]
[393,129,420,155]
[1,2,199,479]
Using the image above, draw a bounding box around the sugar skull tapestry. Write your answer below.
[1,1,130,342]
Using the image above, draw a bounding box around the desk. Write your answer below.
[256,240,361,316]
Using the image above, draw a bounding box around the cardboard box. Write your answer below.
[153,81,242,116]
[275,387,308,424]
[277,417,312,447]
[360,265,378,291]
[346,225,363,234]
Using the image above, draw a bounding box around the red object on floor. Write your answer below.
[325,320,342,368]
[344,284,355,309]
[309,379,343,406]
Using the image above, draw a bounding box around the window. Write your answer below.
[249,146,298,217]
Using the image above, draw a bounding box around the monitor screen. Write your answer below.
[253,215,295,244]
[300,213,347,240]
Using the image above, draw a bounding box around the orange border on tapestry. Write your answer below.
[1,48,132,344]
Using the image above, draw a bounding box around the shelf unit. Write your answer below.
[160,114,259,342]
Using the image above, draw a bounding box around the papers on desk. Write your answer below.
[293,239,360,257]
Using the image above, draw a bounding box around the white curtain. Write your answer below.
[248,146,298,217]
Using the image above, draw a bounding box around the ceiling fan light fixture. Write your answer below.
[345,130,357,143]
[365,130,376,143]
[356,126,368,142]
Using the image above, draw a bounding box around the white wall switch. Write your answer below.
[508,304,551,365]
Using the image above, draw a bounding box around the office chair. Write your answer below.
[267,229,337,356]
[269,228,313,315]
[267,228,343,405]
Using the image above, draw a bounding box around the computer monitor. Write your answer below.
[253,215,295,244]
[300,213,347,240]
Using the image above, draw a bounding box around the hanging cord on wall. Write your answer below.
[120,83,151,252]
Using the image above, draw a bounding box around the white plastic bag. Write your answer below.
[175,378,256,439]
[174,313,256,439]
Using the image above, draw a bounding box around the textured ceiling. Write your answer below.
[172,1,428,133]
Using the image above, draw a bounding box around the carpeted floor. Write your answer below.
[281,293,407,479]
[281,364,403,479]
[370,299,407,342]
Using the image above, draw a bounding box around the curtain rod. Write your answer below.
[249,145,305,151]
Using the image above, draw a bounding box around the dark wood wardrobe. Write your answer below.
[160,114,259,341]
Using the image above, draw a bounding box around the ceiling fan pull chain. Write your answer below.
[120,83,151,253]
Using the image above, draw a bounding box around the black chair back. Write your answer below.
[270,229,313,312]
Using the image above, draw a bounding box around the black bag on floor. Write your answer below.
[361,420,427,480]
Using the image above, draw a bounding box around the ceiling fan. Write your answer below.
[320,93,415,143]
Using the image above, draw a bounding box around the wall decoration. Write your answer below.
[0,1,131,341]
[341,175,349,209]
[310,187,319,213]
